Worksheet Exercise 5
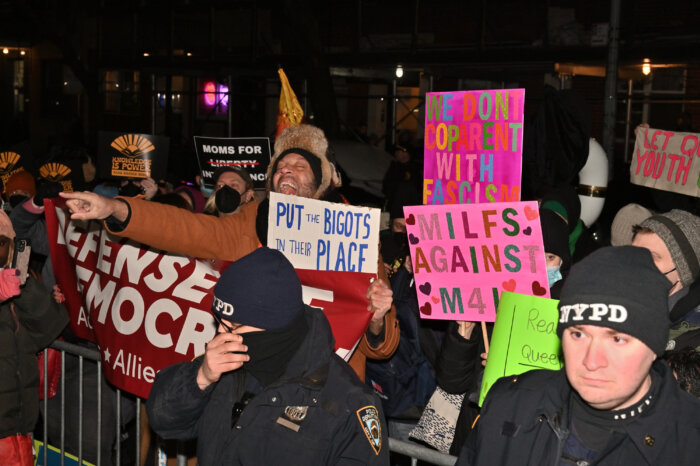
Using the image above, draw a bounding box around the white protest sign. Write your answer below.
[267,192,380,274]
[630,127,700,198]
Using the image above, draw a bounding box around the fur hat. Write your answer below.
[639,209,700,288]
[558,246,671,356]
[610,203,653,246]
[266,124,342,199]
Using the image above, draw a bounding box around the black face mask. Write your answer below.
[215,185,241,214]
[381,231,408,263]
[118,182,143,198]
[241,312,308,387]
[393,231,408,253]
[9,194,28,208]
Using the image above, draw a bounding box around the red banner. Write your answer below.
[45,199,372,398]
[297,269,373,361]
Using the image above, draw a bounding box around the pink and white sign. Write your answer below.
[403,201,549,322]
[423,89,524,205]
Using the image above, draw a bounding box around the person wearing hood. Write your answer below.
[631,209,700,350]
[172,184,207,213]
[4,170,36,210]
[61,124,399,382]
[0,210,68,465]
[540,208,572,299]
[146,247,389,465]
[540,185,600,263]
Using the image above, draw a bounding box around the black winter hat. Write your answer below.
[540,185,581,233]
[557,246,671,356]
[212,247,303,330]
[540,208,571,267]
[389,181,421,221]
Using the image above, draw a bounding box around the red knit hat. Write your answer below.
[4,170,36,198]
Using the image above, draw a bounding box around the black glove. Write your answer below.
[33,182,64,207]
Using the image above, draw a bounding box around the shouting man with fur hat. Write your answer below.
[456,246,700,466]
[62,124,399,381]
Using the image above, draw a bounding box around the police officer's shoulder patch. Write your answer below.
[356,405,382,455]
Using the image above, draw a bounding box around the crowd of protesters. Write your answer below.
[0,107,699,465]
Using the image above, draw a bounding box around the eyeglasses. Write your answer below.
[211,312,234,333]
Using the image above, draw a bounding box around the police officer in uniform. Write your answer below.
[146,247,389,465]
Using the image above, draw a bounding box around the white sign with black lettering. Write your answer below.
[194,136,272,189]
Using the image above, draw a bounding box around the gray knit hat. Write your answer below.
[639,209,700,288]
[610,203,652,246]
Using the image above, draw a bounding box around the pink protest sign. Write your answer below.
[423,89,525,205]
[404,201,549,321]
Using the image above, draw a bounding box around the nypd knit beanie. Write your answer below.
[212,247,303,330]
[557,246,671,355]
[639,209,700,287]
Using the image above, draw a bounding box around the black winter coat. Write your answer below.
[0,277,68,438]
[456,361,700,466]
[435,321,490,456]
[146,306,390,465]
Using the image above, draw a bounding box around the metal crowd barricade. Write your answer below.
[389,438,457,465]
[41,340,141,466]
[40,340,457,466]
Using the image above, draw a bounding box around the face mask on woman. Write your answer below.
[547,264,562,288]
[200,185,214,198]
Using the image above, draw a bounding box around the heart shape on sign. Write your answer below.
[406,214,416,225]
[418,282,432,295]
[524,206,539,221]
[523,226,532,236]
[419,302,432,316]
[431,296,440,304]
[532,281,547,296]
[502,279,516,292]
[409,233,419,245]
